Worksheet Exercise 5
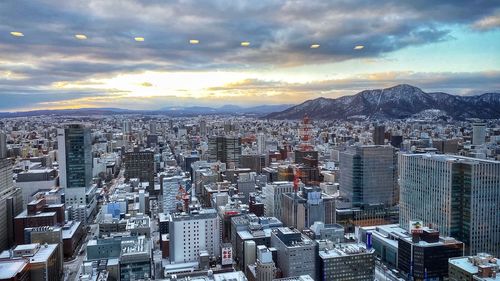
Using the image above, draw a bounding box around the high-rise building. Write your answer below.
[240,154,266,173]
[0,158,23,251]
[169,208,220,263]
[208,136,241,167]
[340,145,397,207]
[0,158,13,195]
[255,245,276,281]
[472,122,486,145]
[199,119,207,136]
[318,242,375,281]
[237,172,256,204]
[257,132,266,155]
[123,120,132,134]
[0,131,7,159]
[149,120,157,135]
[373,125,385,145]
[124,150,155,190]
[397,228,464,280]
[230,214,282,269]
[262,181,294,218]
[57,124,93,207]
[281,186,335,231]
[270,227,317,279]
[399,154,500,256]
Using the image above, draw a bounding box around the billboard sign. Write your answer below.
[221,246,233,265]
[409,220,424,234]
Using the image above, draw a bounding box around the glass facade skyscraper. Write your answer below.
[57,124,94,213]
[399,154,500,256]
[339,145,397,207]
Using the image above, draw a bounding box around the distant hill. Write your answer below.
[265,84,500,120]
[0,104,293,118]
[159,104,293,115]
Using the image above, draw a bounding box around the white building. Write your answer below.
[262,182,294,218]
[169,208,220,263]
[399,153,500,256]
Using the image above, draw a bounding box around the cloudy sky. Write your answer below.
[1,0,499,111]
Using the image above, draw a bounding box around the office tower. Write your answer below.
[199,119,207,136]
[57,124,93,207]
[146,134,158,148]
[237,172,256,204]
[0,158,12,195]
[240,154,266,173]
[124,150,154,190]
[183,153,200,179]
[472,122,486,145]
[373,124,385,145]
[281,186,335,231]
[270,227,316,279]
[149,120,157,135]
[397,228,464,280]
[0,158,23,251]
[169,208,220,263]
[432,139,459,154]
[123,120,132,134]
[390,135,403,148]
[208,136,241,167]
[243,241,256,274]
[231,214,282,269]
[256,245,276,281]
[449,253,499,280]
[399,154,500,256]
[0,131,6,158]
[340,145,397,207]
[262,181,294,218]
[257,132,266,155]
[319,242,375,281]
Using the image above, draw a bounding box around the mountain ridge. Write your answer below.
[265,84,500,120]
[0,104,293,118]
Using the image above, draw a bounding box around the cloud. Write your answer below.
[5,70,494,112]
[205,71,500,100]
[0,0,499,110]
[472,13,500,31]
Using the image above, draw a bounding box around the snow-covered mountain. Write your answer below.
[265,84,500,120]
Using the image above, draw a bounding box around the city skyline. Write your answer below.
[1,0,499,111]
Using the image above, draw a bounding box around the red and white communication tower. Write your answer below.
[298,115,313,151]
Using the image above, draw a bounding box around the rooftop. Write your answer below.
[62,220,81,239]
[449,253,499,277]
[319,242,374,259]
[402,153,500,164]
[0,260,28,279]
